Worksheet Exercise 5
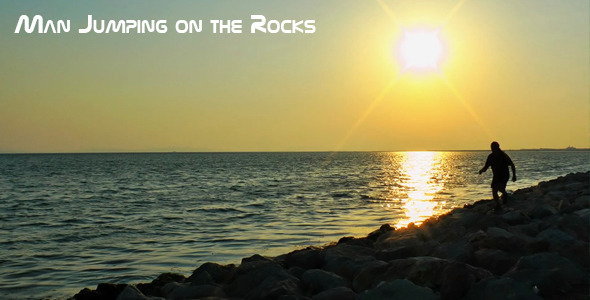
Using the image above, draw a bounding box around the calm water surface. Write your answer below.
[0,151,588,299]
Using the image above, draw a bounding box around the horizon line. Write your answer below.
[0,147,588,155]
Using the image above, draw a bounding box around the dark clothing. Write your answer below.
[483,151,514,189]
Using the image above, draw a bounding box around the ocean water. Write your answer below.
[0,151,588,299]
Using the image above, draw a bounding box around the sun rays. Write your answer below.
[333,0,494,151]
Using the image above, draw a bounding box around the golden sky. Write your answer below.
[0,0,588,152]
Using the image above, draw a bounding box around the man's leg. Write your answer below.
[500,187,508,204]
[492,187,501,210]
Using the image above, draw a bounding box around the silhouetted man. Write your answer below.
[479,141,516,210]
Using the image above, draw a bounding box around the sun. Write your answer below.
[399,29,444,71]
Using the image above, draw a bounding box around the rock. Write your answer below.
[472,249,518,275]
[162,283,225,300]
[321,244,376,280]
[73,283,128,300]
[574,208,590,219]
[439,261,493,300]
[258,278,302,300]
[310,287,356,300]
[357,279,436,300]
[558,214,590,241]
[487,226,514,239]
[501,210,530,225]
[511,222,540,237]
[506,252,587,297]
[188,262,235,285]
[431,240,472,263]
[285,247,323,270]
[301,269,349,295]
[116,285,163,300]
[528,204,558,219]
[225,259,299,299]
[559,241,590,268]
[537,228,576,247]
[367,224,394,241]
[375,246,416,261]
[573,195,590,208]
[352,260,389,292]
[287,266,306,279]
[463,277,541,300]
[137,273,186,297]
[373,228,423,250]
[353,256,491,297]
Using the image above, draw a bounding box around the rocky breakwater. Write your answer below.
[73,171,589,300]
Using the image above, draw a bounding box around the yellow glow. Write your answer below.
[396,152,449,228]
[399,30,444,70]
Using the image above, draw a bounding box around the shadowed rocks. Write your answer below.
[73,171,590,300]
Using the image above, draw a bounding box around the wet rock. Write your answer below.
[310,287,356,300]
[463,277,541,300]
[285,247,323,270]
[301,269,349,295]
[357,279,436,300]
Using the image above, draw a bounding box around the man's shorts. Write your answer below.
[491,176,509,190]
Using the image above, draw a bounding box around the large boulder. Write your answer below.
[285,247,324,270]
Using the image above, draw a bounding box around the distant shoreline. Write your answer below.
[0,148,588,155]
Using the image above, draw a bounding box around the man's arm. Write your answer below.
[479,156,491,174]
[506,153,516,181]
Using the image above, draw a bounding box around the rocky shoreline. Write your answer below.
[72,172,589,300]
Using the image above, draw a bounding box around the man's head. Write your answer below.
[491,141,500,152]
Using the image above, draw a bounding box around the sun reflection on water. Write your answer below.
[380,151,451,228]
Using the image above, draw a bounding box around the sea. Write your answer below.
[0,151,588,299]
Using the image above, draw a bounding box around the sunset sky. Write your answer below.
[0,0,588,152]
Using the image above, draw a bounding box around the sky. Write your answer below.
[0,0,588,152]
